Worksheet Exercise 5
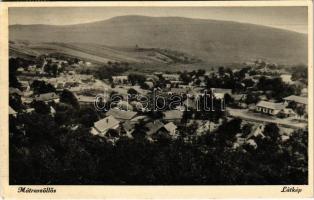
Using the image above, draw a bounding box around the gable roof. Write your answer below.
[145,120,165,136]
[106,109,137,120]
[256,100,285,110]
[232,94,246,101]
[9,87,23,96]
[164,122,177,135]
[94,116,120,133]
[9,106,17,115]
[35,92,59,102]
[283,95,307,105]
[122,120,135,133]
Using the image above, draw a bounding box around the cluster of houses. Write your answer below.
[9,57,309,146]
[90,108,179,142]
[255,95,307,119]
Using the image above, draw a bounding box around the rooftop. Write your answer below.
[256,100,285,110]
[145,120,165,136]
[164,122,177,135]
[94,116,120,133]
[9,106,17,115]
[211,88,232,95]
[106,108,137,120]
[77,95,95,103]
[163,110,184,120]
[35,92,59,102]
[283,95,307,105]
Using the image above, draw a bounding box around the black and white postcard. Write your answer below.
[0,1,313,198]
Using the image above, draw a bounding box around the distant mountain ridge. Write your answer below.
[10,15,307,65]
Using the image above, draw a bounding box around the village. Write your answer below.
[9,54,308,149]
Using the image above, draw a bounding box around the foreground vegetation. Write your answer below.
[10,108,307,185]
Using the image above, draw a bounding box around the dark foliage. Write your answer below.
[9,108,308,185]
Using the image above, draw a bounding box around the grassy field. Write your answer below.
[10,41,201,66]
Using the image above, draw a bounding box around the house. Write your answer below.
[144,120,173,141]
[168,88,188,95]
[255,100,285,115]
[246,124,265,140]
[112,76,128,84]
[34,92,59,103]
[153,72,163,76]
[283,95,307,108]
[105,108,137,121]
[90,116,120,137]
[130,115,149,124]
[120,121,135,138]
[301,88,308,97]
[9,87,23,96]
[278,108,297,118]
[9,106,17,117]
[146,75,159,82]
[77,95,95,106]
[117,100,134,111]
[145,120,165,136]
[163,110,184,122]
[211,88,232,96]
[164,122,178,136]
[144,81,154,89]
[163,74,180,81]
[231,94,247,108]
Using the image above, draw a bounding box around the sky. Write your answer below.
[9,7,308,33]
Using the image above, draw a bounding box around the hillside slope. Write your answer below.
[9,41,200,65]
[10,15,307,64]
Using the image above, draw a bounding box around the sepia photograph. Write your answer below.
[0,1,313,198]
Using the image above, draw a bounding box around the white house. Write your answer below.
[90,116,120,137]
[255,100,285,115]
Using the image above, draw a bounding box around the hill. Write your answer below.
[10,15,307,65]
[9,41,201,65]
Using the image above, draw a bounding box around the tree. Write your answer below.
[31,80,56,95]
[263,123,280,142]
[128,73,146,86]
[52,64,58,77]
[60,89,79,109]
[218,66,225,77]
[9,58,22,89]
[127,88,138,96]
[32,100,50,115]
[9,94,24,111]
[132,120,149,141]
[295,106,305,118]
